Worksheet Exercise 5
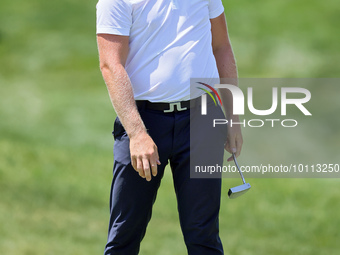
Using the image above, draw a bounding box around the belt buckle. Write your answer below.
[164,102,187,113]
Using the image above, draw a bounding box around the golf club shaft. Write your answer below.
[232,153,246,184]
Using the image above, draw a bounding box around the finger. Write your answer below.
[154,149,161,165]
[136,158,145,178]
[225,141,233,161]
[142,157,151,181]
[227,155,233,162]
[152,148,161,176]
[225,144,233,161]
[224,140,231,154]
[229,136,237,155]
[235,136,243,158]
[150,158,158,177]
[131,156,137,171]
[150,153,160,176]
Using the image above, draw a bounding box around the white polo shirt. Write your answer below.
[96,0,224,102]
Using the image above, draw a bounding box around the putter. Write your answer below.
[228,153,251,199]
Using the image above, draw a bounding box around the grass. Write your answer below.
[0,0,339,254]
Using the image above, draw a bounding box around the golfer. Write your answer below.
[96,0,242,254]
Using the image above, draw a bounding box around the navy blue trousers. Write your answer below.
[104,101,227,255]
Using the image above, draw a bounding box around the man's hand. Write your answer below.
[225,118,243,161]
[130,132,161,181]
[97,34,161,181]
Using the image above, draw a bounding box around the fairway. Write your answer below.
[1,0,339,254]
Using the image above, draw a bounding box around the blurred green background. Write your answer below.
[0,0,339,254]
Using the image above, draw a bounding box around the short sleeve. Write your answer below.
[96,0,132,36]
[208,0,225,19]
